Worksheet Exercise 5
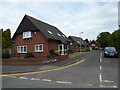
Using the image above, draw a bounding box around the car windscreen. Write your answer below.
[105,48,116,52]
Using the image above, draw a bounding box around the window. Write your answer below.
[47,30,53,34]
[78,41,80,43]
[23,31,32,39]
[57,33,61,36]
[17,45,27,53]
[35,44,43,52]
[62,35,66,37]
[58,44,68,55]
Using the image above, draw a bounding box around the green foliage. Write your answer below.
[68,49,74,54]
[45,49,60,58]
[2,29,12,49]
[108,29,120,54]
[2,53,10,59]
[85,48,90,51]
[97,32,110,48]
[54,50,60,56]
[97,29,120,54]
[44,53,51,58]
[25,53,35,58]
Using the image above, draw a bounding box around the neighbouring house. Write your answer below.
[89,40,100,50]
[68,36,87,52]
[12,15,70,57]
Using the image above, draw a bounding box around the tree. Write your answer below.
[109,29,120,53]
[2,29,12,49]
[96,32,110,48]
[84,38,89,44]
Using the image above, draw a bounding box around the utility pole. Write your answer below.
[79,32,83,52]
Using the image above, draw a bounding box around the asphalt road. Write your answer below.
[2,50,118,88]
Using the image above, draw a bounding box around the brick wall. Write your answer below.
[13,31,49,57]
[1,55,68,65]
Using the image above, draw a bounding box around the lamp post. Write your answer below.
[79,32,83,52]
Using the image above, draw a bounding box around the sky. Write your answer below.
[0,0,119,40]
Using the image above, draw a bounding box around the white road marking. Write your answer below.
[88,84,92,86]
[100,58,102,62]
[56,81,72,84]
[31,78,40,80]
[103,80,113,83]
[9,76,16,78]
[100,66,102,70]
[19,77,27,80]
[100,52,102,58]
[99,73,102,83]
[100,85,117,88]
[42,79,52,82]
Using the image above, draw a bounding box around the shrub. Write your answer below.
[49,49,55,57]
[25,53,35,58]
[2,53,10,59]
[44,53,50,58]
[68,49,74,54]
[54,50,60,56]
[85,48,90,51]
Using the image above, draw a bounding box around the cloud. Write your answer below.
[0,2,118,40]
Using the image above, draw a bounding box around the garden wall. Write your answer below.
[1,55,68,65]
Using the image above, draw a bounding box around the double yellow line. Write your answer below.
[0,59,85,77]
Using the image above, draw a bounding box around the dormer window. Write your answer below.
[47,30,53,34]
[23,31,32,39]
[62,35,66,37]
[57,33,61,36]
[78,41,80,43]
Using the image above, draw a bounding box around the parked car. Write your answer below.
[104,47,118,58]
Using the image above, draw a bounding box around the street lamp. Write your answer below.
[79,32,83,52]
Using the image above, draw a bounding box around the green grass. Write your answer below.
[69,52,83,59]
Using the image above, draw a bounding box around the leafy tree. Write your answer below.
[109,29,120,53]
[2,29,12,49]
[84,38,89,44]
[96,32,110,48]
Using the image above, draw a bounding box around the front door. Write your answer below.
[58,44,68,55]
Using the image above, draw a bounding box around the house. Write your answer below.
[68,36,87,52]
[12,15,70,57]
[89,40,100,50]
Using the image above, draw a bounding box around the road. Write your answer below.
[2,50,118,88]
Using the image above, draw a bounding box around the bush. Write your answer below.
[44,53,51,58]
[25,53,35,58]
[45,50,60,58]
[2,53,10,59]
[54,50,60,56]
[85,48,90,51]
[68,49,74,54]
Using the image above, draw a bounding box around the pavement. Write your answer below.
[1,50,119,88]
[2,51,90,74]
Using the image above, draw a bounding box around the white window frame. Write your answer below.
[23,31,32,39]
[58,44,68,55]
[17,45,27,53]
[35,44,43,52]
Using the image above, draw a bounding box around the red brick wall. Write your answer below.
[48,40,58,51]
[1,55,69,65]
[13,31,49,57]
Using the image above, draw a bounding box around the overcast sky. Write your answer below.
[0,0,119,40]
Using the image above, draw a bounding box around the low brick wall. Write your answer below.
[1,55,68,65]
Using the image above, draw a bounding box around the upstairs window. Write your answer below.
[23,31,32,39]
[47,30,53,34]
[35,44,43,52]
[57,33,61,36]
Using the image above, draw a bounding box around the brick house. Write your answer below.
[68,36,87,52]
[12,15,70,57]
[89,40,100,50]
